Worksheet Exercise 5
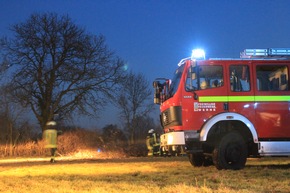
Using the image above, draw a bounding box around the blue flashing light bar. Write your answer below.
[269,48,290,55]
[241,48,290,58]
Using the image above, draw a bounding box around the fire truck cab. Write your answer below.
[153,48,290,170]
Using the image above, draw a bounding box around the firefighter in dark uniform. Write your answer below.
[146,129,160,156]
[43,121,60,163]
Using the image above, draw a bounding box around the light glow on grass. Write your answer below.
[0,157,289,193]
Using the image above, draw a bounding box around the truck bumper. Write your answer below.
[160,132,185,146]
[160,131,202,154]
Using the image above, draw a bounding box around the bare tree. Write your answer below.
[115,71,154,144]
[0,13,125,131]
[0,85,30,156]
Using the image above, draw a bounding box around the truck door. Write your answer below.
[183,61,227,130]
[227,63,256,125]
[254,63,290,139]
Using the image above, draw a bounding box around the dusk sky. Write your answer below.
[1,0,290,128]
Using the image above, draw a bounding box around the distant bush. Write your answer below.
[57,128,103,154]
[0,128,149,158]
[0,140,46,157]
[101,124,128,152]
[124,143,148,157]
[0,129,103,157]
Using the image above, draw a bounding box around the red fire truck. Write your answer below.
[153,48,290,170]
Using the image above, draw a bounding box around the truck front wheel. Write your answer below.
[213,132,247,170]
[188,153,204,167]
[188,153,213,167]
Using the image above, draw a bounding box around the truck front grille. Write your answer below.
[160,106,182,127]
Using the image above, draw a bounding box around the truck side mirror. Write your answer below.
[153,81,161,104]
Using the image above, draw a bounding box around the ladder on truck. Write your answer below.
[240,48,290,59]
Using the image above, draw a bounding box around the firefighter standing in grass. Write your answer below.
[146,129,160,156]
[43,121,60,163]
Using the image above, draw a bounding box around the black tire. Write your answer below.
[203,156,214,167]
[188,153,204,167]
[213,132,248,170]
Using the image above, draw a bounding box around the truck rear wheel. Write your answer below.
[213,132,247,170]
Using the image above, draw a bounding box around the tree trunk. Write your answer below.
[9,122,13,156]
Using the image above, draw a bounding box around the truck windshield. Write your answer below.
[186,64,223,91]
[169,64,185,96]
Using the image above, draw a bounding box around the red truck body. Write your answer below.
[153,48,290,170]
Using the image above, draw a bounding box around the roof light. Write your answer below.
[240,48,290,58]
[191,49,205,60]
[269,48,290,55]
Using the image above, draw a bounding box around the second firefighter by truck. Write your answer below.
[146,129,160,156]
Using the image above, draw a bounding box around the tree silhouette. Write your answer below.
[115,71,154,144]
[0,13,126,131]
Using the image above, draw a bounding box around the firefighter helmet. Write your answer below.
[148,129,155,134]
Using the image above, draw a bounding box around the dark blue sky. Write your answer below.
[1,0,290,128]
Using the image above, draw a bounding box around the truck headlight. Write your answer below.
[168,134,174,145]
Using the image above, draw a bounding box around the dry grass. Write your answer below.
[0,155,289,193]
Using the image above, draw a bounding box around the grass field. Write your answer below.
[0,156,289,193]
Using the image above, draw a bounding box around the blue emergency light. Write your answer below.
[191,49,205,60]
